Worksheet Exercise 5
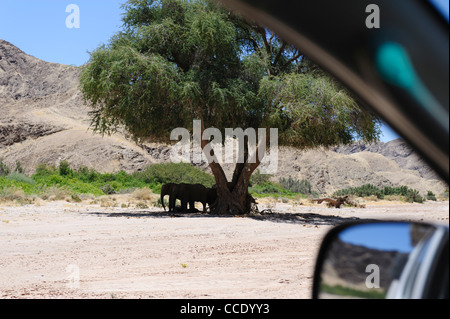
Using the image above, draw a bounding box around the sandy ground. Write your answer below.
[0,200,448,299]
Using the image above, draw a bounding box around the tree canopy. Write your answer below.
[80,0,380,146]
[79,0,381,214]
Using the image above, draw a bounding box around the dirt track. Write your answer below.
[0,201,448,299]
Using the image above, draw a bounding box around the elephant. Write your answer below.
[161,183,212,213]
[160,183,176,212]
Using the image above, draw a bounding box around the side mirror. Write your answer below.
[312,222,449,299]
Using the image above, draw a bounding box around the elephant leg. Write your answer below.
[169,195,176,212]
[181,200,188,212]
[189,201,195,212]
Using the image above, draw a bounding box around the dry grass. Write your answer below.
[0,186,29,205]
[40,186,71,201]
[131,187,154,201]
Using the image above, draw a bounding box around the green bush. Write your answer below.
[14,161,24,174]
[59,161,73,176]
[0,158,10,176]
[426,191,437,201]
[334,184,425,203]
[252,182,281,194]
[76,166,98,182]
[35,163,57,176]
[6,172,35,184]
[279,176,313,194]
[406,189,423,203]
[133,163,215,187]
[335,184,384,199]
[0,175,38,195]
[249,181,304,199]
[250,170,272,186]
[100,183,116,195]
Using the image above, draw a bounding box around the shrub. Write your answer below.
[35,163,57,176]
[334,184,384,199]
[6,172,35,185]
[253,182,281,194]
[334,184,425,203]
[279,176,313,194]
[67,180,105,196]
[0,158,10,176]
[59,161,72,176]
[250,170,272,186]
[426,191,437,201]
[15,161,24,174]
[136,202,149,209]
[134,163,215,187]
[42,186,71,201]
[405,189,423,203]
[76,166,98,182]
[132,187,153,201]
[100,184,116,195]
[249,181,306,200]
[0,186,28,202]
[71,194,82,203]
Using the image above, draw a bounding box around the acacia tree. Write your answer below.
[80,0,380,215]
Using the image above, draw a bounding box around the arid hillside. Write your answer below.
[0,39,447,195]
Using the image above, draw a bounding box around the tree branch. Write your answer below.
[255,26,272,57]
[237,36,261,53]
[272,41,288,69]
[278,51,302,73]
[199,118,228,185]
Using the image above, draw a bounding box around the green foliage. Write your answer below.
[248,172,315,199]
[133,163,215,187]
[14,161,24,174]
[259,73,380,146]
[59,161,73,176]
[1,161,218,203]
[0,176,37,195]
[405,189,423,204]
[100,183,117,195]
[249,180,309,199]
[6,172,35,185]
[320,283,386,299]
[251,182,281,195]
[279,176,313,195]
[250,170,272,186]
[35,163,57,176]
[335,184,385,199]
[334,184,425,203]
[426,191,437,201]
[0,158,10,176]
[80,0,380,148]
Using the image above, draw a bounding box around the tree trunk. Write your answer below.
[211,161,258,215]
[200,119,261,215]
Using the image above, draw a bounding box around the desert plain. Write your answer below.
[0,199,448,299]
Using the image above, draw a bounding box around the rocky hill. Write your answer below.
[0,39,447,196]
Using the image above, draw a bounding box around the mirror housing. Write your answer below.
[312,221,449,299]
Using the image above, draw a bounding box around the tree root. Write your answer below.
[312,196,366,209]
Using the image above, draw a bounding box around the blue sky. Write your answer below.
[339,223,416,254]
[1,0,447,143]
[0,0,125,66]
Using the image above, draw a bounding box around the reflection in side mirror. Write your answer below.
[312,222,449,299]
